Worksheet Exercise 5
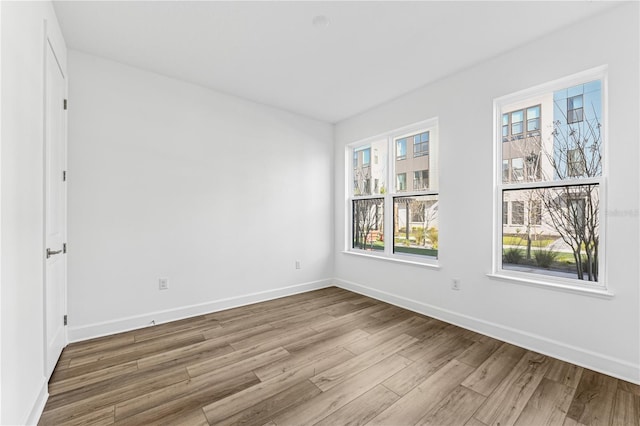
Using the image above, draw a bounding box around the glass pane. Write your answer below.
[512,158,524,181]
[352,198,384,251]
[393,194,438,258]
[353,141,387,197]
[568,94,583,109]
[363,149,370,166]
[395,129,435,192]
[502,184,599,282]
[502,79,602,186]
[413,170,429,190]
[396,139,406,159]
[527,117,540,131]
[396,173,407,192]
[511,110,523,123]
[552,81,602,179]
[512,121,523,135]
[502,160,510,183]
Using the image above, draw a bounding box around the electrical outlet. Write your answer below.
[451,278,461,291]
[159,278,169,290]
[295,260,301,269]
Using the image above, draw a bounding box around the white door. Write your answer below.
[44,39,67,378]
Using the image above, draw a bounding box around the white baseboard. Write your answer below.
[25,378,48,426]
[67,279,333,342]
[334,278,640,385]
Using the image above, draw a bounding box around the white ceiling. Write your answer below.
[52,1,619,123]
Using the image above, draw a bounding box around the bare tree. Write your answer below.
[353,166,384,250]
[538,103,602,281]
[353,198,383,250]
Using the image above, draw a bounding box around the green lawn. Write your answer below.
[503,236,555,247]
[394,246,438,257]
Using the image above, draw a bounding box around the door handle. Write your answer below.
[46,248,62,259]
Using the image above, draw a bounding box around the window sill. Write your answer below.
[342,250,440,270]
[486,272,614,299]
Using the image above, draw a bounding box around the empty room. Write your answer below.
[1,1,639,425]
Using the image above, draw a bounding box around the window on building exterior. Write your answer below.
[396,173,407,192]
[497,71,604,286]
[502,114,509,141]
[349,120,439,262]
[414,170,429,191]
[511,201,524,225]
[567,94,584,124]
[502,159,510,182]
[512,158,524,181]
[362,148,371,166]
[568,148,586,177]
[511,110,524,135]
[527,106,541,132]
[396,139,407,160]
[413,132,429,157]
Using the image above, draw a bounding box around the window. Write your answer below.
[396,139,407,160]
[512,158,524,181]
[349,119,438,262]
[352,198,384,251]
[511,201,524,225]
[394,195,438,257]
[568,148,585,177]
[502,160,510,182]
[567,94,583,124]
[511,110,524,135]
[414,170,429,191]
[527,106,540,132]
[496,71,604,286]
[396,173,407,192]
[362,148,371,166]
[413,132,429,157]
[353,143,384,196]
[502,114,509,141]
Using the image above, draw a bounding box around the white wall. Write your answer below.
[0,1,67,424]
[334,4,639,383]
[66,51,334,340]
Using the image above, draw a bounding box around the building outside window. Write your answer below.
[497,71,604,285]
[349,119,438,261]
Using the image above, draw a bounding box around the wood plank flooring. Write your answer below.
[40,287,639,426]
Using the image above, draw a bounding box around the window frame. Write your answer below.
[492,66,609,294]
[346,118,439,267]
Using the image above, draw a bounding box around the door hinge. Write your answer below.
[63,315,68,326]
[63,243,67,254]
[63,99,68,110]
[63,170,67,181]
